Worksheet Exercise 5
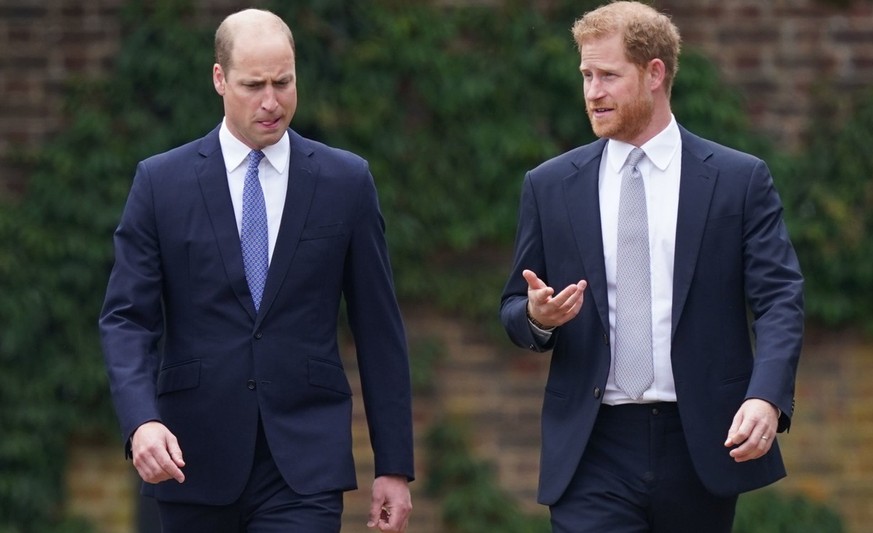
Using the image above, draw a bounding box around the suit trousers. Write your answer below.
[550,402,737,533]
[156,418,344,533]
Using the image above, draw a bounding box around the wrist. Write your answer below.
[527,304,555,331]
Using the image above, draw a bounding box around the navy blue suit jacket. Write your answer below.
[100,126,414,504]
[500,126,803,505]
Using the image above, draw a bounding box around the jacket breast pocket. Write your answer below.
[300,223,347,241]
[295,224,349,272]
[157,359,201,396]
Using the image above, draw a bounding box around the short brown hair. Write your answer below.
[572,1,681,97]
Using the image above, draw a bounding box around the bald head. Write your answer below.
[215,9,295,72]
[212,8,298,150]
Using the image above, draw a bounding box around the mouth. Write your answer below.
[588,106,614,117]
[257,117,282,129]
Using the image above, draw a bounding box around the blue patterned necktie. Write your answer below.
[614,148,654,399]
[241,150,268,311]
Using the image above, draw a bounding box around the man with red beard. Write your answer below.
[499,2,803,532]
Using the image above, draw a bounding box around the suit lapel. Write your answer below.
[563,140,610,334]
[256,131,319,322]
[672,128,718,337]
[195,126,257,320]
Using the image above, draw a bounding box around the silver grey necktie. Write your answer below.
[614,147,653,399]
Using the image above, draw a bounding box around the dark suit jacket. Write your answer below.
[500,126,803,505]
[99,125,414,504]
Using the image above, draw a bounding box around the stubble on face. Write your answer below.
[586,69,654,144]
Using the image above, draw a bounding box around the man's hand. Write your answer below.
[367,475,412,532]
[523,269,587,329]
[724,398,779,462]
[130,421,186,484]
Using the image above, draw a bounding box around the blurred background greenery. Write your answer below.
[2,0,870,531]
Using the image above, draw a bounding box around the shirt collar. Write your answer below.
[218,118,290,174]
[606,115,681,173]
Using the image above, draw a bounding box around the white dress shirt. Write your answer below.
[600,116,682,404]
[219,119,290,263]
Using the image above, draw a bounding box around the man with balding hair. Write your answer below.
[100,9,414,532]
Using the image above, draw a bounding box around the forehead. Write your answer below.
[578,33,629,70]
[229,28,295,71]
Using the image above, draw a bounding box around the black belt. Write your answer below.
[598,401,678,419]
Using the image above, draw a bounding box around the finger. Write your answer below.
[377,507,393,531]
[378,517,407,532]
[134,452,173,483]
[384,505,411,532]
[132,456,157,483]
[167,434,185,465]
[729,434,770,462]
[553,294,582,321]
[522,269,546,290]
[554,280,587,304]
[156,448,186,483]
[728,415,773,461]
[567,281,587,313]
[724,412,750,447]
[551,284,580,306]
[138,436,185,483]
[555,284,586,315]
[367,499,386,529]
[528,284,555,307]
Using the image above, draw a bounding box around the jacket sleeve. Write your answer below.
[500,172,557,353]
[98,161,164,450]
[741,159,804,432]
[342,161,415,480]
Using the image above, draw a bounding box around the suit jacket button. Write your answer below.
[247,379,256,390]
[602,333,609,345]
[254,331,263,339]
[593,387,602,399]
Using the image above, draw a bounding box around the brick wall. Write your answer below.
[16,0,872,532]
[0,0,123,194]
[657,0,873,152]
[66,434,136,533]
[0,0,261,196]
[777,328,873,532]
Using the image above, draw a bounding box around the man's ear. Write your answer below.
[213,63,226,96]
[647,58,666,91]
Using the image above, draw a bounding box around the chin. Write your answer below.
[590,123,615,140]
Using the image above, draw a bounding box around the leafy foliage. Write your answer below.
[779,88,873,329]
[268,0,596,317]
[0,1,216,530]
[734,489,845,533]
[0,0,867,529]
[408,336,447,395]
[425,420,550,533]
